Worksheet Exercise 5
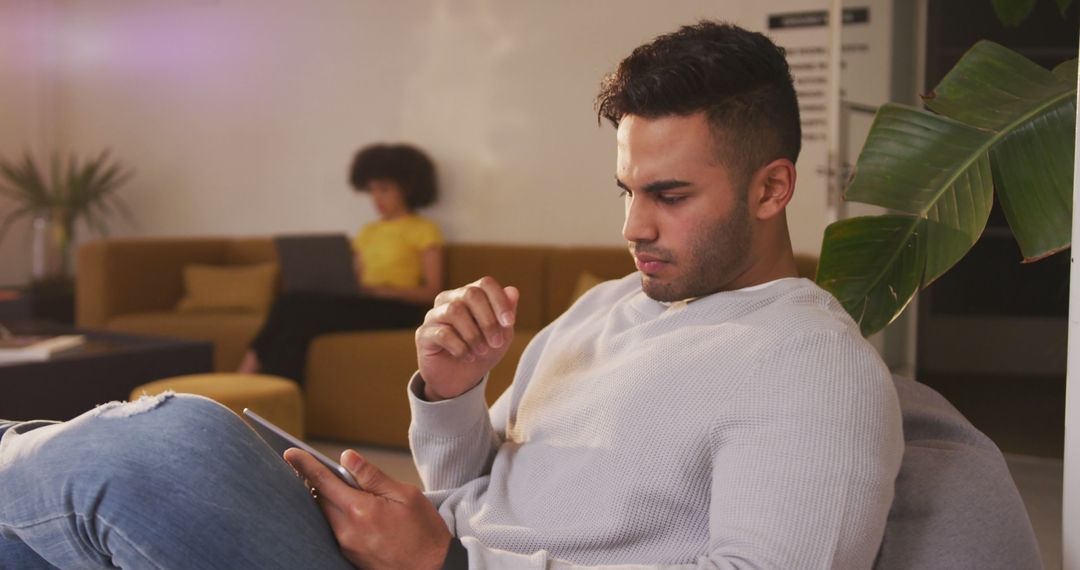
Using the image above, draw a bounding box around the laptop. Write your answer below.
[273,233,361,296]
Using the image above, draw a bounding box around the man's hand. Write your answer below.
[415,277,519,401]
[284,448,452,570]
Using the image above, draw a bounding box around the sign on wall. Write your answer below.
[751,1,895,254]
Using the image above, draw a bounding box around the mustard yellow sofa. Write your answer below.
[76,238,635,447]
[77,238,277,372]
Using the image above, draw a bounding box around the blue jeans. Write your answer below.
[0,393,355,569]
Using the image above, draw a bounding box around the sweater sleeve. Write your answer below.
[408,373,504,493]
[407,321,559,496]
[446,328,903,570]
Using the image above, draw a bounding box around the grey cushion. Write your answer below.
[874,375,1043,569]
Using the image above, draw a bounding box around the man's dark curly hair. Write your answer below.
[349,143,438,210]
[596,21,801,187]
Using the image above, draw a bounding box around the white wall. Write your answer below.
[0,0,58,285]
[49,0,715,249]
[1063,31,1080,570]
[2,0,899,286]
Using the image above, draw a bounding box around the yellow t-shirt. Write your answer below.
[353,215,443,289]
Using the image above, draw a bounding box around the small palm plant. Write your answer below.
[0,150,133,282]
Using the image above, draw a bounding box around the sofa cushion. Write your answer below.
[106,311,266,372]
[77,239,234,327]
[568,272,605,307]
[305,328,534,448]
[545,247,635,321]
[176,262,278,314]
[221,238,277,266]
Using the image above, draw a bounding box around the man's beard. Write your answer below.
[635,197,752,302]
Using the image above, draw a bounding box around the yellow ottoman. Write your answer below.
[130,373,305,439]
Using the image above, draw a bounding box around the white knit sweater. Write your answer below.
[409,275,903,569]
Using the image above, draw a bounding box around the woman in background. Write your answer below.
[238,143,444,383]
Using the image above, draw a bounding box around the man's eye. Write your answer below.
[658,194,686,205]
[618,189,631,199]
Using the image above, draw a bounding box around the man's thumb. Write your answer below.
[342,450,397,497]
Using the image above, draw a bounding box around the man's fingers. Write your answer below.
[446,290,496,355]
[427,280,512,353]
[417,323,473,360]
[340,450,404,502]
[420,278,520,363]
[283,448,357,509]
[476,278,517,328]
[432,289,453,308]
[453,278,517,350]
[459,285,503,352]
[503,285,520,323]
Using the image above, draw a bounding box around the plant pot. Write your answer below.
[30,209,74,285]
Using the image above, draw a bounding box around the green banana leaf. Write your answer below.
[992,0,1037,27]
[817,215,927,337]
[816,40,1076,337]
[927,41,1075,260]
[992,0,1074,26]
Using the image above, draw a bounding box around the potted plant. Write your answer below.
[815,39,1076,337]
[0,150,133,285]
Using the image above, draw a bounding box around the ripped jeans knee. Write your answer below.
[1,392,254,490]
[0,392,232,448]
[90,389,178,418]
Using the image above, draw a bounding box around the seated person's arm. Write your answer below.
[409,276,519,491]
[363,245,444,305]
[407,373,512,493]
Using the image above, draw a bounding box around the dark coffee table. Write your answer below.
[0,324,213,421]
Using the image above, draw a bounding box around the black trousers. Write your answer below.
[249,291,427,384]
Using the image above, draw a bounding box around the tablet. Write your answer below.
[242,408,360,489]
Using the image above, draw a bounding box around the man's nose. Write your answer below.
[622,195,658,243]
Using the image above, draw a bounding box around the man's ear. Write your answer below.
[750,159,796,220]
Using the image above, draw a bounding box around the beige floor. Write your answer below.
[1004,453,1063,569]
[312,441,1064,567]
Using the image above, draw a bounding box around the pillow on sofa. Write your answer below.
[176,262,278,314]
[569,272,605,307]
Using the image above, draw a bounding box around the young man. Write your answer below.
[288,20,903,569]
[0,21,901,569]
